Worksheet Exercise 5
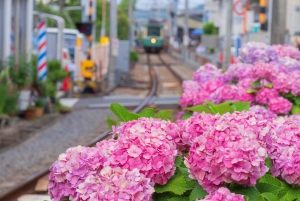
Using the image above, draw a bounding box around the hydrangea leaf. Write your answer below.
[205,101,218,113]
[155,169,191,195]
[139,108,156,117]
[295,97,300,106]
[231,186,264,201]
[261,192,279,201]
[231,101,251,112]
[255,183,281,196]
[175,156,183,167]
[251,79,261,87]
[110,103,130,121]
[185,105,213,114]
[152,192,174,201]
[215,104,234,115]
[106,116,118,130]
[265,83,273,88]
[292,105,300,115]
[189,182,208,201]
[155,110,173,120]
[247,89,259,93]
[278,186,300,201]
[168,197,189,201]
[182,112,193,120]
[110,103,139,122]
[265,158,272,169]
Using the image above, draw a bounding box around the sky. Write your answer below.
[135,0,209,10]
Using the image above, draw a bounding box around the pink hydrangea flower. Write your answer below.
[48,146,108,201]
[201,80,224,94]
[251,63,279,81]
[290,71,300,96]
[74,167,154,201]
[108,118,178,185]
[268,97,292,115]
[236,78,257,89]
[179,113,220,150]
[265,118,300,185]
[185,112,269,192]
[197,187,245,201]
[226,63,254,81]
[219,85,239,102]
[236,86,256,103]
[256,88,279,105]
[193,64,222,85]
[271,72,292,94]
[249,106,277,120]
[273,44,300,60]
[96,139,118,158]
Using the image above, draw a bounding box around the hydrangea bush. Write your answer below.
[179,42,300,116]
[48,42,300,201]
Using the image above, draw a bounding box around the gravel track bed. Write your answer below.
[0,108,112,194]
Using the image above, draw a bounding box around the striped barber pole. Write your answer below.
[37,21,47,81]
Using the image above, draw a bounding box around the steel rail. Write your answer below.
[0,53,158,201]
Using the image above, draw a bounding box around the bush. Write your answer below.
[130,51,139,62]
[203,22,218,35]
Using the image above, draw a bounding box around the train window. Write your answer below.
[147,27,161,37]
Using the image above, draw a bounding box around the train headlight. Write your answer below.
[151,38,156,44]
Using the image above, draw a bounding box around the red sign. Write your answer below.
[233,0,244,16]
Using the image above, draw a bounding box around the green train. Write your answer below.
[141,23,165,53]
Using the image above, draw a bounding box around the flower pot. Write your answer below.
[24,107,44,120]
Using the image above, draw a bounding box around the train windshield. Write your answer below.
[147,27,160,37]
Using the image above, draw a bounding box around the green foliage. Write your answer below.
[0,83,8,114]
[34,99,45,108]
[182,112,193,120]
[251,80,261,87]
[130,51,139,62]
[48,60,69,83]
[7,55,32,89]
[107,103,173,131]
[184,101,250,117]
[203,22,218,35]
[3,89,19,115]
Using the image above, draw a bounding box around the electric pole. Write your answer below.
[184,0,189,61]
[108,0,118,88]
[128,0,134,49]
[223,0,233,70]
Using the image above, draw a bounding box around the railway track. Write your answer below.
[0,53,183,201]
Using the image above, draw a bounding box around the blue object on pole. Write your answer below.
[190,29,204,36]
[236,37,241,57]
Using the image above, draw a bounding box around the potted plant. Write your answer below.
[24,99,45,120]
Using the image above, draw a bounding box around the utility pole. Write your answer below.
[184,0,189,61]
[267,0,273,45]
[101,0,106,37]
[223,0,233,70]
[108,0,118,88]
[128,0,134,49]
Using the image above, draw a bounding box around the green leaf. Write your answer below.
[247,89,259,93]
[279,186,300,201]
[231,186,264,201]
[175,156,183,167]
[205,101,218,113]
[292,105,300,115]
[155,110,173,120]
[218,100,233,107]
[110,103,130,122]
[265,158,272,169]
[251,80,261,87]
[185,105,213,114]
[255,183,282,196]
[182,112,193,120]
[106,116,118,130]
[231,101,251,112]
[168,197,189,201]
[265,83,273,88]
[139,108,156,117]
[152,192,174,201]
[126,112,140,121]
[261,192,279,201]
[215,104,234,115]
[295,97,300,106]
[189,183,208,201]
[155,170,191,195]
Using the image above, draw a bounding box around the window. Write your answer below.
[147,27,160,37]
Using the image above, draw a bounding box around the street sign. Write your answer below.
[233,0,243,16]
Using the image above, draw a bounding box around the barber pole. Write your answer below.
[37,21,47,81]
